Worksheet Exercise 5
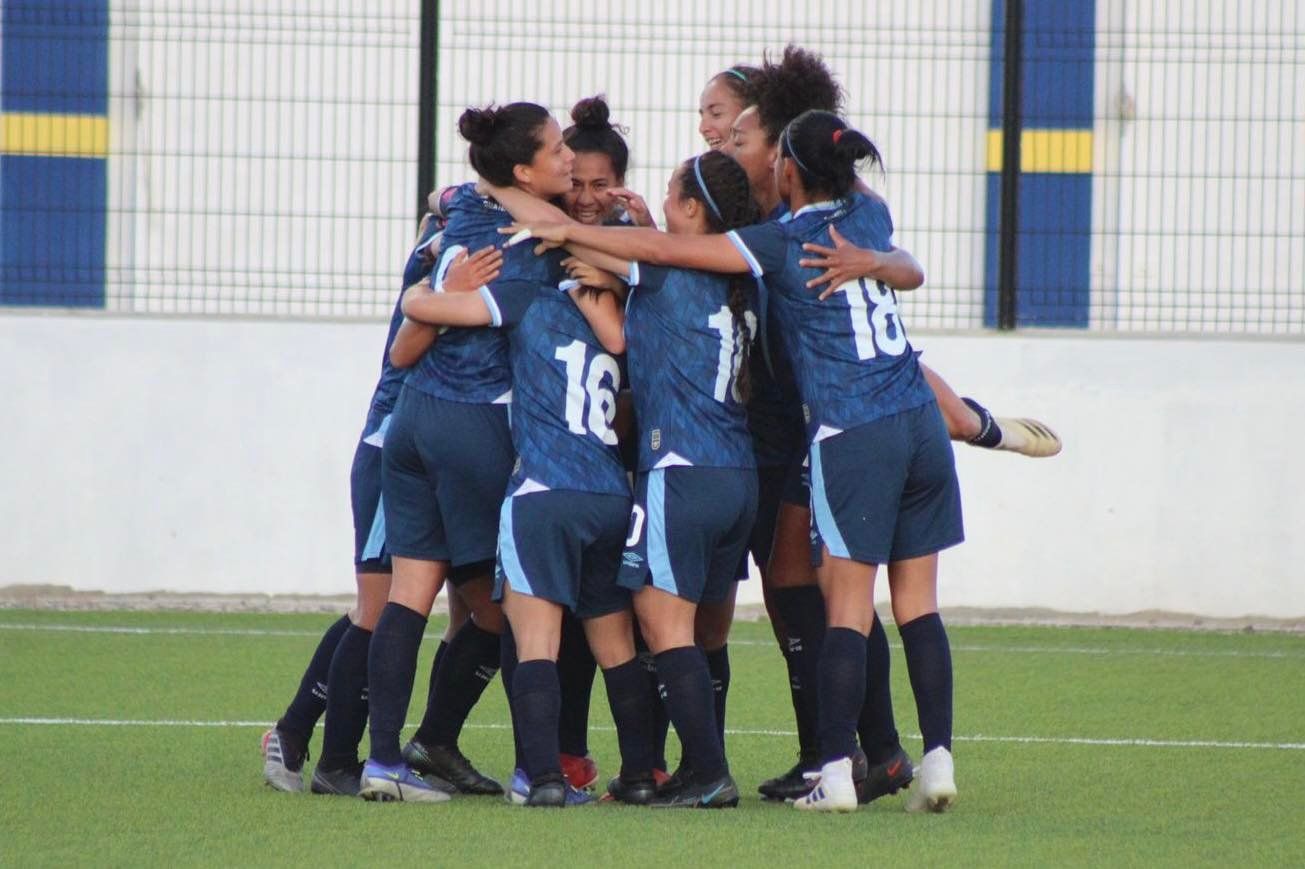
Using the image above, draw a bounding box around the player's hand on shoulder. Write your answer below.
[800,225,881,300]
[444,245,503,293]
[563,256,623,294]
[500,221,568,253]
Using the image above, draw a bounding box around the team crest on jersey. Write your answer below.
[650,429,662,451]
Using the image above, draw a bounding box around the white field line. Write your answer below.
[0,717,1302,752]
[1,622,1300,661]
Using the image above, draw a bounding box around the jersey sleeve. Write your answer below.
[727,223,788,278]
[627,262,672,292]
[480,279,537,328]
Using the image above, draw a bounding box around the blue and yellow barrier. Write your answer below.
[984,0,1095,327]
[1,0,109,307]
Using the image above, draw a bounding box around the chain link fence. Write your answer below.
[1,0,1300,332]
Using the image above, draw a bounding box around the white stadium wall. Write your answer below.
[2,313,1303,619]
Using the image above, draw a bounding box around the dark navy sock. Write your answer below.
[413,638,449,741]
[705,645,731,750]
[413,620,500,748]
[601,657,657,778]
[318,623,372,770]
[898,612,953,752]
[771,586,826,760]
[858,612,901,764]
[635,627,670,771]
[513,659,562,783]
[817,626,867,764]
[499,627,525,771]
[277,614,350,744]
[365,603,427,766]
[557,611,597,757]
[655,646,726,782]
[963,397,1004,448]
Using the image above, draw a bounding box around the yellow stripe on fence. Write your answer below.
[987,129,1092,173]
[1,113,109,158]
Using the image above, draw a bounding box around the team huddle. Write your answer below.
[260,45,1060,812]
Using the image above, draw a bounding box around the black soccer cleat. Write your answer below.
[525,774,568,808]
[758,756,820,801]
[649,771,740,809]
[605,774,657,806]
[310,760,365,797]
[402,738,503,796]
[857,745,914,805]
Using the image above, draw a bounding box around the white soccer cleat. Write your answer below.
[792,756,858,812]
[261,728,305,793]
[995,417,1062,458]
[904,747,957,813]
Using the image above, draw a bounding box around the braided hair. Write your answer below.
[677,149,762,402]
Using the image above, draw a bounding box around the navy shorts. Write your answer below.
[350,410,391,572]
[494,487,632,619]
[381,386,514,570]
[810,401,964,565]
[618,467,758,605]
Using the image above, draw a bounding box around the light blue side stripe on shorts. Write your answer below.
[809,440,850,559]
[361,495,387,561]
[647,468,678,595]
[497,495,533,595]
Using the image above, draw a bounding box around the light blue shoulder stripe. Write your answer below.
[725,231,764,278]
[477,285,503,327]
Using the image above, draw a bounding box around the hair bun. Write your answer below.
[458,106,499,146]
[570,95,611,130]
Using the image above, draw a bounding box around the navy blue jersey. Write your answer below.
[483,273,629,497]
[623,263,756,471]
[404,184,551,405]
[366,223,443,420]
[746,202,804,466]
[728,193,934,440]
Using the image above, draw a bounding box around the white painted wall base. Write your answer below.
[3,313,1302,618]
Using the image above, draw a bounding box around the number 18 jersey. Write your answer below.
[623,263,757,471]
[727,193,934,441]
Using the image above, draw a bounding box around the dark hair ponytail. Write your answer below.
[562,94,630,180]
[780,109,881,201]
[678,150,761,402]
[457,102,552,187]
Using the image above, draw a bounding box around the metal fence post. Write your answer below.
[416,0,440,224]
[997,0,1024,331]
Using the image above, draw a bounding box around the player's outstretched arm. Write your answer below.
[502,221,751,274]
[400,277,494,328]
[389,317,438,368]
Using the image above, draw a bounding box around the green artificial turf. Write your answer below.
[1,610,1301,867]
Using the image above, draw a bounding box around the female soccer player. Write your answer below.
[505,110,963,814]
[260,206,502,796]
[356,116,582,801]
[494,148,765,809]
[399,102,660,808]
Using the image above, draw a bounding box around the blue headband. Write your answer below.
[782,123,814,176]
[693,154,724,222]
[725,68,748,83]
